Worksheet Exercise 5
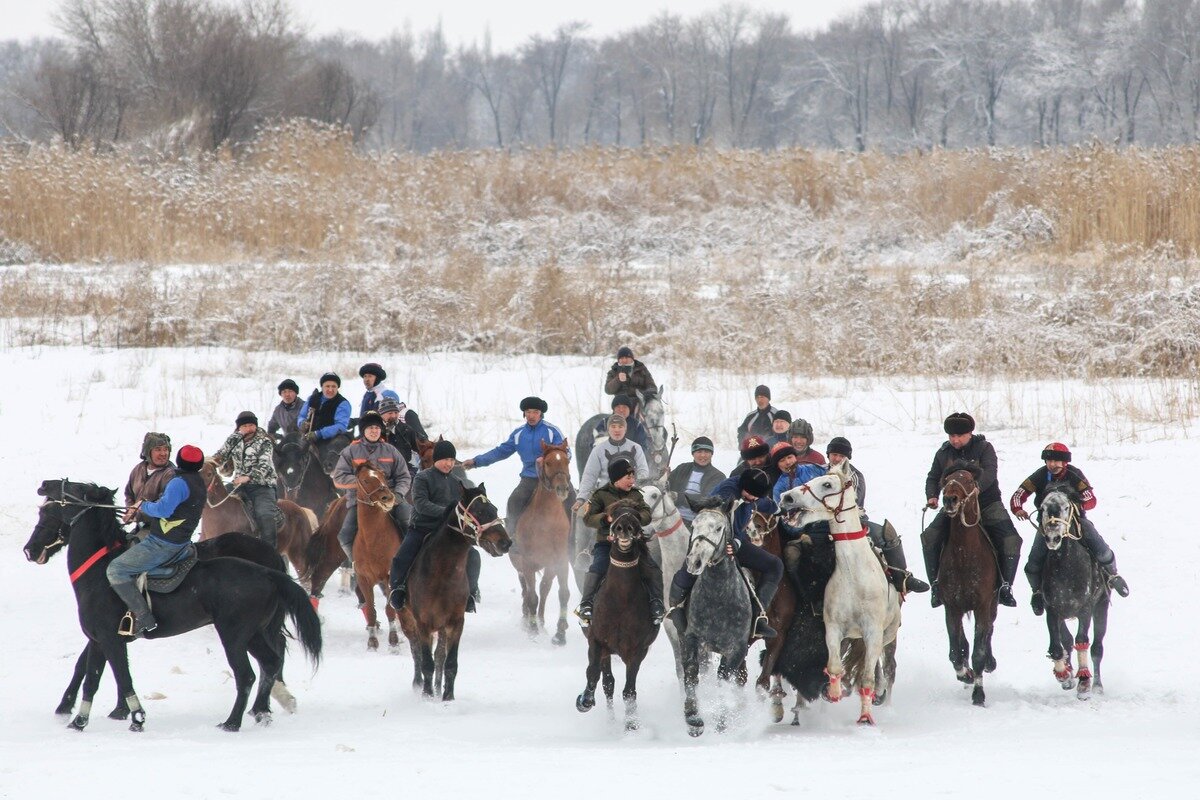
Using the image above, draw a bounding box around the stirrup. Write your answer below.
[118,612,137,637]
[574,604,593,627]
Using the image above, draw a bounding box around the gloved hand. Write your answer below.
[926,497,938,509]
[304,431,319,444]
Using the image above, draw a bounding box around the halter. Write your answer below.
[538,451,571,494]
[644,487,684,538]
[608,510,643,567]
[1040,497,1082,541]
[35,483,126,579]
[745,509,776,543]
[355,469,395,510]
[687,509,732,568]
[451,494,505,543]
[798,475,855,523]
[942,475,982,528]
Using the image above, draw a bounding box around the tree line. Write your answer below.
[2,0,1200,152]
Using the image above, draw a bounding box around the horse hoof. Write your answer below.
[67,715,88,731]
[771,702,784,724]
[217,721,240,732]
[367,640,379,651]
[687,719,704,737]
[985,655,997,673]
[552,632,567,647]
[857,714,875,726]
[254,711,272,725]
[956,669,975,685]
[576,694,595,713]
[108,706,130,721]
[624,719,639,732]
[822,688,841,703]
[971,688,986,707]
[1060,678,1076,691]
[54,702,73,716]
[872,690,887,707]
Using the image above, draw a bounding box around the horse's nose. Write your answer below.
[500,538,513,553]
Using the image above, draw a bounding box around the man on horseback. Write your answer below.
[737,385,777,442]
[788,418,826,467]
[669,468,783,640]
[122,432,176,534]
[358,362,389,416]
[921,413,1023,608]
[576,414,649,510]
[297,372,353,474]
[108,444,207,637]
[767,409,792,446]
[213,411,282,547]
[379,397,421,471]
[574,457,665,626]
[730,435,776,483]
[332,411,413,563]
[1011,442,1130,613]
[604,346,658,399]
[595,394,650,451]
[463,396,573,530]
[268,379,302,439]
[667,437,726,527]
[388,440,483,613]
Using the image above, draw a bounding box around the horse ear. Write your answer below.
[438,435,444,442]
[477,482,486,496]
[540,440,549,453]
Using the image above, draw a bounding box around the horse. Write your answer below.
[300,495,350,608]
[56,530,290,721]
[573,389,672,483]
[416,437,474,488]
[274,431,337,518]
[778,460,900,726]
[638,481,688,678]
[198,459,319,582]
[744,508,800,722]
[575,502,661,730]
[24,479,322,732]
[346,461,405,652]
[1037,483,1110,698]
[511,441,573,644]
[679,498,752,737]
[938,462,999,706]
[403,484,512,700]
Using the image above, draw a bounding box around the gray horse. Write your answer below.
[679,498,752,737]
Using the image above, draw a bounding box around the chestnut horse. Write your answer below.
[745,509,799,722]
[404,484,512,700]
[347,461,405,651]
[301,495,350,608]
[938,462,999,707]
[511,441,573,644]
[198,459,318,582]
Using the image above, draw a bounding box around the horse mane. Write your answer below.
[84,486,125,548]
[941,459,981,482]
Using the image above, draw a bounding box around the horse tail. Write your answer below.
[268,571,323,669]
[301,508,318,535]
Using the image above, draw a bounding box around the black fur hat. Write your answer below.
[519,396,548,413]
[277,379,299,394]
[738,468,771,498]
[826,436,853,458]
[319,372,341,388]
[359,411,385,435]
[943,412,975,435]
[358,362,386,382]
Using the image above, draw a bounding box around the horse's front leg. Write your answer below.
[683,634,704,736]
[517,568,537,635]
[384,591,401,651]
[1046,612,1075,690]
[944,609,972,684]
[823,622,848,703]
[856,632,883,725]
[67,640,111,730]
[623,654,644,731]
[359,577,380,651]
[1090,597,1109,695]
[576,635,602,712]
[57,647,88,717]
[552,562,570,646]
[95,636,144,732]
[970,612,994,707]
[441,622,463,702]
[1072,612,1095,698]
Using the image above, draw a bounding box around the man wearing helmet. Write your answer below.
[122,432,176,535]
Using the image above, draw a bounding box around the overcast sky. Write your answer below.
[1,0,876,49]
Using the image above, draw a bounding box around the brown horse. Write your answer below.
[510,441,573,644]
[199,460,318,581]
[939,462,999,707]
[746,509,799,722]
[346,460,407,651]
[404,484,512,700]
[299,495,350,609]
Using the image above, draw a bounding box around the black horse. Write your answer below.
[24,479,322,732]
[55,531,287,721]
[274,432,337,518]
[1037,483,1111,697]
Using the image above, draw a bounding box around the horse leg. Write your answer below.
[1045,612,1075,689]
[57,647,88,716]
[623,656,643,732]
[552,562,570,646]
[517,569,537,635]
[683,635,704,736]
[94,637,144,733]
[247,631,283,724]
[396,610,423,691]
[856,634,883,725]
[419,630,436,697]
[384,593,401,652]
[358,580,380,651]
[602,655,616,713]
[945,609,973,684]
[576,636,602,712]
[824,623,847,704]
[66,640,109,730]
[434,633,447,696]
[970,611,994,707]
[768,675,786,724]
[215,629,256,732]
[442,625,463,702]
[537,568,554,633]
[1091,597,1109,694]
[1073,612,1095,699]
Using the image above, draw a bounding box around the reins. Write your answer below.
[203,463,243,509]
[798,475,854,523]
[1040,497,1082,541]
[451,494,505,543]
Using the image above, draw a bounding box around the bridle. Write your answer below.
[645,486,684,538]
[279,440,315,499]
[29,480,126,563]
[1040,495,1082,542]
[797,474,855,523]
[538,450,572,494]
[355,468,395,511]
[746,508,776,544]
[608,510,644,567]
[942,473,982,528]
[687,508,732,568]
[451,493,505,543]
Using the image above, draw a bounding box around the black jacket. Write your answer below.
[411,467,464,531]
[668,461,727,499]
[925,434,1001,507]
[736,405,777,442]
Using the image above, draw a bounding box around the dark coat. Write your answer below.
[411,467,464,531]
[924,434,1001,507]
[667,461,726,499]
[737,405,778,442]
[1014,464,1095,515]
[583,483,651,543]
[604,360,658,397]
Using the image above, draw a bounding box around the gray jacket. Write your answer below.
[332,438,412,507]
[579,437,649,501]
[268,399,302,437]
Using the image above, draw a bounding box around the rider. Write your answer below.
[771,441,825,504]
[667,437,726,527]
[267,379,302,438]
[604,346,658,401]
[668,468,783,640]
[107,444,207,637]
[213,411,281,547]
[920,412,1023,608]
[825,436,929,594]
[789,418,825,467]
[730,434,775,483]
[463,396,573,531]
[122,432,176,535]
[297,372,353,473]
[577,414,649,509]
[388,440,483,613]
[767,409,792,446]
[574,457,666,626]
[332,411,413,563]
[594,394,650,451]
[358,362,389,416]
[1010,442,1130,613]
[737,385,777,442]
[379,397,421,472]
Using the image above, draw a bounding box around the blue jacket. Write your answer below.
[772,463,827,504]
[710,476,777,544]
[296,394,352,440]
[473,419,568,479]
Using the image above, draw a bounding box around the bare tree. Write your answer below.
[523,21,586,145]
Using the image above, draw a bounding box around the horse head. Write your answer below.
[274,432,314,491]
[685,507,730,575]
[458,483,512,556]
[639,482,683,536]
[539,441,573,501]
[1039,483,1080,551]
[353,461,396,512]
[941,461,981,518]
[744,508,777,547]
[608,499,646,554]
[416,436,441,470]
[779,464,859,525]
[25,480,117,564]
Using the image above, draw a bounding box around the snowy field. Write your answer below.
[1,346,1197,798]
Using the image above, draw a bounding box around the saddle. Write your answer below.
[225,488,286,536]
[136,543,198,594]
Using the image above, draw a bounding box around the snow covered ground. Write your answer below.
[1,346,1196,797]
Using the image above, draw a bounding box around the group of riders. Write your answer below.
[104,347,1131,642]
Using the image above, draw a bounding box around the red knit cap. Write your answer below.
[770,441,797,464]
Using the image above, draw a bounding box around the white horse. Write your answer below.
[778,460,901,726]
[640,482,689,679]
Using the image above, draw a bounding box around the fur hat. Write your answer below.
[739,435,770,460]
[319,372,341,388]
[690,436,715,454]
[943,412,976,435]
[738,468,771,498]
[176,444,204,472]
[607,413,627,429]
[611,393,636,412]
[770,441,797,465]
[774,409,792,424]
[608,457,636,483]
[235,411,258,428]
[789,418,814,442]
[826,436,853,459]
[358,362,386,382]
[519,396,548,413]
[754,384,771,400]
[432,440,457,462]
[1041,442,1071,462]
[378,398,402,415]
[140,432,172,461]
[277,379,299,394]
[359,411,385,435]
[616,346,634,359]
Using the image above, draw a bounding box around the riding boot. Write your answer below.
[1030,590,1045,616]
[920,523,945,608]
[881,541,930,594]
[466,548,482,612]
[998,552,1020,607]
[752,577,779,639]
[575,572,602,626]
[668,580,689,637]
[111,581,157,638]
[1098,554,1130,597]
[642,575,666,626]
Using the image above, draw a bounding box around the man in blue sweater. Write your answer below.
[296,372,353,473]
